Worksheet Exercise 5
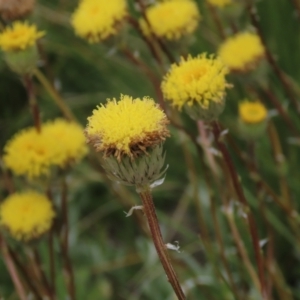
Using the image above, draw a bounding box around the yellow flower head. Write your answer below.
[85,95,170,160]
[239,101,267,124]
[218,32,265,72]
[140,0,200,40]
[161,54,229,110]
[71,0,127,43]
[42,119,88,167]
[0,21,44,52]
[207,0,232,8]
[3,119,88,179]
[0,191,55,241]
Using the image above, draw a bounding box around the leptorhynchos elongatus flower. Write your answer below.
[139,0,200,41]
[162,53,230,121]
[85,94,169,187]
[71,0,128,43]
[85,96,186,299]
[0,191,55,241]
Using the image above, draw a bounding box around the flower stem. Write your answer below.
[60,177,76,300]
[138,187,186,300]
[23,74,41,132]
[211,120,268,299]
[206,3,226,40]
[33,68,76,122]
[46,188,56,297]
[0,236,27,300]
[288,0,300,19]
[246,1,300,112]
[7,246,43,300]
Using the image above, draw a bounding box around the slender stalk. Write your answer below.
[23,74,41,132]
[225,209,261,292]
[208,189,242,299]
[33,247,54,299]
[135,0,176,64]
[46,188,56,297]
[246,1,300,112]
[260,86,300,137]
[0,237,27,300]
[60,177,76,300]
[126,16,164,71]
[206,3,226,40]
[8,246,43,300]
[33,68,76,121]
[138,187,186,300]
[120,47,166,111]
[197,120,220,177]
[289,0,300,18]
[211,120,267,299]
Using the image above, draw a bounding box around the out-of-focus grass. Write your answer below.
[1,0,300,299]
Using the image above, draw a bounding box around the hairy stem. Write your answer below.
[138,187,186,300]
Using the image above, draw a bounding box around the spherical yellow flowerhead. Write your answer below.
[0,21,44,52]
[42,119,88,166]
[71,0,127,43]
[3,119,88,179]
[239,101,267,124]
[140,0,200,40]
[218,32,265,72]
[0,191,55,241]
[162,54,229,111]
[207,0,233,8]
[85,95,170,160]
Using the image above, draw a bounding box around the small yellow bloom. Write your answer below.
[218,32,265,72]
[0,21,44,52]
[71,0,127,43]
[161,54,229,110]
[140,0,200,40]
[239,101,267,124]
[0,191,55,241]
[3,119,87,179]
[207,0,232,8]
[85,95,169,160]
[42,119,88,166]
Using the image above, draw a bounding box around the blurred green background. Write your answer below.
[1,0,300,299]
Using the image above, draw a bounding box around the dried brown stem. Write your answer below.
[138,187,186,300]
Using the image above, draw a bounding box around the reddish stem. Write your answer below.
[211,121,268,299]
[138,188,186,300]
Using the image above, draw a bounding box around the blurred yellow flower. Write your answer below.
[71,0,127,43]
[3,119,87,179]
[218,32,265,72]
[42,119,88,166]
[0,21,44,52]
[161,54,229,110]
[140,0,200,40]
[85,95,169,160]
[0,191,55,241]
[207,0,232,8]
[239,101,267,124]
